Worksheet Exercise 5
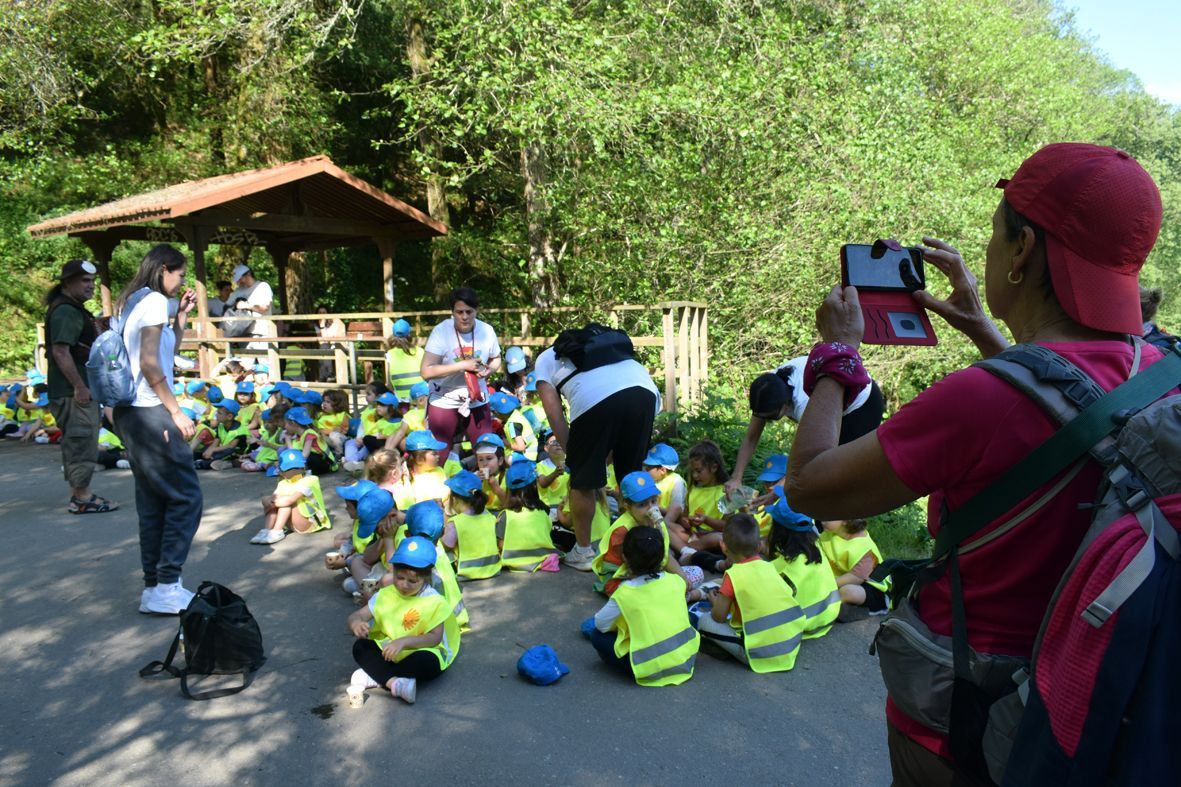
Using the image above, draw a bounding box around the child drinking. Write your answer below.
[590,526,700,686]
[473,432,509,511]
[696,514,805,673]
[592,471,680,597]
[498,460,559,570]
[642,442,687,529]
[250,449,332,544]
[767,494,839,638]
[346,536,461,705]
[536,430,570,516]
[819,518,890,614]
[442,470,501,580]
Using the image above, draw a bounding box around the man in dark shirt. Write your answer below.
[45,259,117,514]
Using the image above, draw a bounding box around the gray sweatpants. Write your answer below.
[113,404,204,586]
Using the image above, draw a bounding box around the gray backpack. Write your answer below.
[85,287,150,407]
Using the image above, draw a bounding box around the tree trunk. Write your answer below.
[285,252,316,325]
[202,55,226,166]
[405,16,452,302]
[521,141,560,308]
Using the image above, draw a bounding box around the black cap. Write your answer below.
[749,372,789,418]
[60,259,97,281]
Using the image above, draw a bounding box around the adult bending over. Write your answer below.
[784,144,1166,785]
[45,259,117,514]
[533,336,661,570]
[114,245,204,615]
[727,355,884,494]
[420,287,501,462]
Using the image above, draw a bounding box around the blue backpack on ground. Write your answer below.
[86,287,150,407]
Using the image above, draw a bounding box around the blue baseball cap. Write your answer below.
[357,488,395,534]
[757,453,789,483]
[405,500,445,541]
[278,449,306,472]
[389,536,436,569]
[489,392,520,414]
[642,443,679,469]
[260,408,272,421]
[271,381,292,394]
[207,386,224,403]
[337,479,378,501]
[524,373,537,392]
[406,430,447,452]
[769,494,813,532]
[258,384,274,401]
[517,644,569,686]
[172,382,184,397]
[285,406,313,426]
[217,399,241,416]
[375,392,400,407]
[302,390,323,406]
[620,471,659,504]
[392,318,412,338]
[26,369,45,384]
[504,346,526,374]
[252,362,270,374]
[474,432,505,452]
[34,393,49,407]
[180,406,198,420]
[505,460,538,489]
[236,381,255,394]
[409,381,430,400]
[285,388,305,403]
[185,380,208,395]
[445,470,483,498]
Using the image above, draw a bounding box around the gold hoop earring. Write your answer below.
[1007,270,1024,285]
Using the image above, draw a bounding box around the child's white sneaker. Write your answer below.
[116,459,131,469]
[34,434,50,444]
[350,669,379,690]
[257,529,285,545]
[390,677,416,704]
[342,460,364,475]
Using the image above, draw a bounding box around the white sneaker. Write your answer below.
[258,529,286,545]
[390,677,416,704]
[350,668,379,690]
[342,460,364,475]
[249,529,270,544]
[562,544,597,572]
[141,581,194,615]
[210,459,234,471]
[116,459,131,470]
[139,586,153,613]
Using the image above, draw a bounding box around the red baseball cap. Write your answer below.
[995,143,1161,334]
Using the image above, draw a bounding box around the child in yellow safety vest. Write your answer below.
[489,390,537,459]
[590,525,700,687]
[442,470,501,580]
[695,514,805,673]
[766,493,840,639]
[250,449,332,545]
[241,405,287,473]
[751,453,789,537]
[405,430,449,505]
[233,381,262,433]
[536,429,570,515]
[592,471,684,597]
[317,389,351,457]
[671,440,728,553]
[383,319,426,401]
[642,442,687,531]
[194,399,251,470]
[343,388,400,474]
[11,389,59,443]
[497,461,559,571]
[346,536,461,705]
[402,381,430,433]
[473,432,510,511]
[396,500,469,630]
[96,425,130,470]
[818,518,890,614]
[283,405,337,476]
[327,478,379,581]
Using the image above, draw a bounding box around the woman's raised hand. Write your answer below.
[816,285,865,347]
[914,237,1008,357]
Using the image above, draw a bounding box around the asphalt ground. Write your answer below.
[0,442,891,786]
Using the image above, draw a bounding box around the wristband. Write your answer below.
[803,342,871,409]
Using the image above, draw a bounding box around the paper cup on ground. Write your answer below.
[346,685,364,708]
[361,577,379,593]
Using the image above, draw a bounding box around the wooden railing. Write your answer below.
[33,302,709,412]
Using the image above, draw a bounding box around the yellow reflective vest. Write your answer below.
[611,572,700,687]
[431,547,469,630]
[370,586,460,669]
[726,559,805,673]
[592,512,670,594]
[452,511,501,579]
[275,473,331,532]
[655,472,686,511]
[686,484,725,530]
[537,458,569,507]
[500,509,556,571]
[504,409,537,457]
[819,530,890,593]
[772,553,841,639]
[385,346,425,400]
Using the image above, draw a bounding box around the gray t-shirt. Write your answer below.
[123,291,175,408]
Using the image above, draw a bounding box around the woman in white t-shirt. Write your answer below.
[112,245,204,616]
[420,287,502,462]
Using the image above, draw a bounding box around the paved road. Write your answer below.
[0,444,890,786]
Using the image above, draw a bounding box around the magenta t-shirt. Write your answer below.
[877,340,1168,756]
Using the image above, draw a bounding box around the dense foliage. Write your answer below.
[3,0,1179,411]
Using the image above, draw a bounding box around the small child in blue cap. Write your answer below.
[347,536,462,705]
[194,399,250,470]
[250,449,332,544]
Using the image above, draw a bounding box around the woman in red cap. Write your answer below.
[784,144,1167,785]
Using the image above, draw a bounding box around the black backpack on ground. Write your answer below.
[551,323,634,392]
[139,582,266,700]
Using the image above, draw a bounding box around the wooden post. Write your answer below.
[348,340,358,386]
[688,305,700,404]
[268,342,281,380]
[375,237,396,312]
[269,245,291,316]
[677,305,690,409]
[520,312,530,338]
[662,307,676,412]
[698,307,708,400]
[334,342,349,386]
[78,232,119,317]
[179,224,214,378]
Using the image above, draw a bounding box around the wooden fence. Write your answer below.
[34,302,709,412]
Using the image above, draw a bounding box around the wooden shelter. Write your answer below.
[26,154,446,324]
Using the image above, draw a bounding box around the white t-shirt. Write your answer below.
[423,318,501,410]
[533,348,660,423]
[123,291,176,408]
[594,573,665,632]
[228,280,274,337]
[776,355,872,422]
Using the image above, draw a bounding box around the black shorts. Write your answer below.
[565,386,657,490]
[838,380,885,445]
[863,582,888,612]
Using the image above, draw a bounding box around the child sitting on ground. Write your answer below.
[671,440,728,552]
[752,453,788,536]
[178,380,211,422]
[348,486,400,601]
[394,500,469,630]
[819,518,890,614]
[233,381,262,432]
[473,433,510,511]
[592,471,685,597]
[536,429,570,516]
[491,391,536,458]
[590,526,700,686]
[694,514,805,673]
[497,460,560,571]
[767,494,839,639]
[317,388,351,457]
[194,399,250,470]
[241,405,287,472]
[10,389,59,443]
[96,424,130,469]
[327,478,379,580]
[402,381,430,433]
[342,383,391,473]
[346,536,462,705]
[642,442,687,529]
[250,449,332,544]
[283,406,337,475]
[442,470,501,580]
[405,430,449,504]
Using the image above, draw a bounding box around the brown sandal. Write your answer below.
[68,494,118,514]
